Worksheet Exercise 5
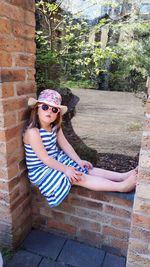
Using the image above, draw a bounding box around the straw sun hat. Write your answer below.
[28,89,68,115]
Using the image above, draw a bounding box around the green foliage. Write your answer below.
[1,248,14,262]
[35,1,61,90]
[60,79,94,89]
[108,21,150,91]
[35,0,150,92]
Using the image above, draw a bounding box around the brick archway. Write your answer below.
[0,1,150,266]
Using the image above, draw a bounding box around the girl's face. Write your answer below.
[37,103,60,126]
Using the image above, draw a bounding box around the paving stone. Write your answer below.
[5,250,42,267]
[103,253,126,267]
[58,239,105,267]
[22,230,66,260]
[101,245,121,256]
[39,258,68,267]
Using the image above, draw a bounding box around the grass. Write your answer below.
[60,79,95,89]
[127,122,142,131]
[1,247,14,262]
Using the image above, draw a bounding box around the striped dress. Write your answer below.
[24,125,89,207]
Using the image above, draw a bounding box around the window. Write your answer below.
[140,3,150,14]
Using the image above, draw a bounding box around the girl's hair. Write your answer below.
[26,103,62,132]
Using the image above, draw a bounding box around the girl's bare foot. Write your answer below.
[120,167,138,181]
[119,173,137,192]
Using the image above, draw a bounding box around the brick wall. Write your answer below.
[32,185,134,256]
[126,79,150,266]
[0,0,36,248]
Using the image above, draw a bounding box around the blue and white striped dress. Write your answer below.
[24,125,89,207]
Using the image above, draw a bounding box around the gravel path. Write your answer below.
[71,89,144,157]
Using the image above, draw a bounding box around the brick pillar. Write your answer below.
[0,0,36,248]
[126,79,150,266]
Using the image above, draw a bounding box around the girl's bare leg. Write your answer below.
[89,167,137,182]
[73,173,136,193]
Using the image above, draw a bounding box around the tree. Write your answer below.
[35,0,150,92]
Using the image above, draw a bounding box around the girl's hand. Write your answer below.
[78,160,93,170]
[65,166,82,183]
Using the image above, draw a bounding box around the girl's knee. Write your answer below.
[72,174,87,186]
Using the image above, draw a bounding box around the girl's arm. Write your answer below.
[24,128,82,182]
[57,128,93,170]
[57,128,82,165]
[25,128,68,173]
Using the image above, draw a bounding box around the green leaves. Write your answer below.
[35,0,150,92]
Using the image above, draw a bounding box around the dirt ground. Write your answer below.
[70,89,145,171]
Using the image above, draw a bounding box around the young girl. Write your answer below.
[23,89,137,208]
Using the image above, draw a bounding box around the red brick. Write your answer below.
[5,126,20,142]
[0,130,6,141]
[9,187,20,203]
[134,198,150,214]
[8,177,20,192]
[15,54,35,68]
[24,40,36,53]
[132,214,150,229]
[141,135,150,150]
[111,239,128,256]
[12,21,35,39]
[0,180,9,192]
[17,109,28,122]
[146,102,150,114]
[25,10,35,26]
[78,229,103,248]
[103,226,129,240]
[7,153,19,166]
[68,215,101,232]
[12,203,31,227]
[0,17,11,34]
[24,0,35,11]
[0,190,10,203]
[0,97,27,114]
[138,169,150,183]
[126,263,143,267]
[10,0,35,11]
[127,251,150,267]
[0,113,17,128]
[17,97,27,110]
[0,141,7,153]
[9,0,24,7]
[136,184,150,200]
[48,219,76,235]
[7,164,19,180]
[1,69,25,82]
[0,83,14,98]
[0,156,7,167]
[16,81,36,95]
[104,204,131,218]
[109,196,133,208]
[130,227,150,243]
[2,99,19,113]
[70,195,103,211]
[0,37,25,52]
[75,186,105,201]
[129,239,149,254]
[0,2,24,22]
[11,196,31,218]
[6,138,19,155]
[0,52,12,67]
[111,217,131,229]
[139,152,150,169]
[143,118,150,131]
[26,68,35,80]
